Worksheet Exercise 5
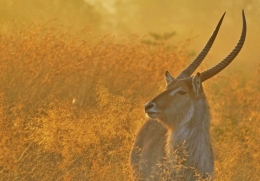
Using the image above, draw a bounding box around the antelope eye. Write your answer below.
[178,90,187,95]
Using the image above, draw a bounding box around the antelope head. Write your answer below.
[145,10,246,129]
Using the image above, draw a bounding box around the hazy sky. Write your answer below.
[86,0,258,74]
[0,0,259,74]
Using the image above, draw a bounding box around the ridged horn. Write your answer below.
[184,10,246,86]
[200,10,246,82]
[177,12,226,79]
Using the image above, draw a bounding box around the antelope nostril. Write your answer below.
[145,102,156,112]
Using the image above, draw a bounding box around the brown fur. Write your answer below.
[130,74,214,180]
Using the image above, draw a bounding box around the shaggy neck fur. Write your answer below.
[166,98,213,180]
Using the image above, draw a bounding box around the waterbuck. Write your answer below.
[130,10,246,181]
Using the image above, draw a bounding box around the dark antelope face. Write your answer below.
[145,72,203,128]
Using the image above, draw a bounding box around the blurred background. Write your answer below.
[0,1,259,180]
[0,0,258,74]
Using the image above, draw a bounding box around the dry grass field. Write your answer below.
[0,23,259,181]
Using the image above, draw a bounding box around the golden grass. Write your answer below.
[0,22,259,180]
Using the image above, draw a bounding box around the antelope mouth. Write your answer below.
[146,112,160,119]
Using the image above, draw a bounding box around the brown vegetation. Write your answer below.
[0,23,259,180]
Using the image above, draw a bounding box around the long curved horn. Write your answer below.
[184,10,246,86]
[200,10,246,82]
[177,12,226,79]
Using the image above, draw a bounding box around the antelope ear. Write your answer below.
[192,72,203,96]
[165,71,174,85]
